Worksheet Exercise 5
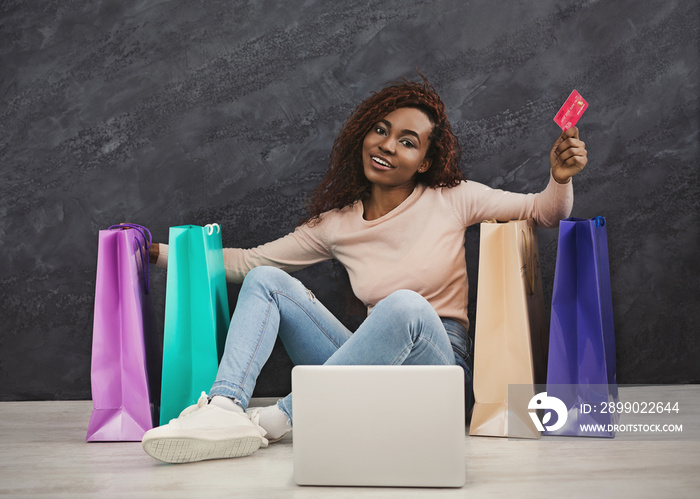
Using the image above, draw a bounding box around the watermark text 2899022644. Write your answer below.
[510,384,696,440]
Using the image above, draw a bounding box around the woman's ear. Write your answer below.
[418,159,432,173]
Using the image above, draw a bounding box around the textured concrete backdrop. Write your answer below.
[1,0,698,400]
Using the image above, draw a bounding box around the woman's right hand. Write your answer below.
[549,126,587,183]
[149,243,160,264]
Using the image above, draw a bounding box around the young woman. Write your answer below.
[142,78,587,464]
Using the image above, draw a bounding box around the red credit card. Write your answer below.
[554,90,588,130]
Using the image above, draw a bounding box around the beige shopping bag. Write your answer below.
[469,220,548,439]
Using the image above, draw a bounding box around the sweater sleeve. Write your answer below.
[446,172,574,229]
[152,221,333,284]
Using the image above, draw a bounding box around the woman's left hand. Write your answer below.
[550,127,587,184]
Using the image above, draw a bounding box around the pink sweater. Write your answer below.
[157,174,573,329]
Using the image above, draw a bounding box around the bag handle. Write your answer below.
[108,223,152,294]
[522,226,535,295]
[205,223,221,236]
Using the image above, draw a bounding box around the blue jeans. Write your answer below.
[209,266,473,424]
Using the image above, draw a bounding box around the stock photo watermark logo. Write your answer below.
[528,391,568,432]
[509,384,696,440]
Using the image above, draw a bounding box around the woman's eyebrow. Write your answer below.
[379,119,422,145]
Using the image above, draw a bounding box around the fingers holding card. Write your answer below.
[550,90,589,183]
[550,127,588,183]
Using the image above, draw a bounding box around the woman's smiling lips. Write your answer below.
[370,155,394,170]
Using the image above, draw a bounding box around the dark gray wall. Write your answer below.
[1,0,698,400]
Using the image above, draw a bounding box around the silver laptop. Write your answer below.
[292,365,466,487]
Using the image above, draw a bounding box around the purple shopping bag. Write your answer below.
[86,224,161,442]
[543,217,618,437]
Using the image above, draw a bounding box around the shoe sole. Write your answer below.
[142,431,263,464]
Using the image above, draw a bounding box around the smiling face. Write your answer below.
[361,107,434,191]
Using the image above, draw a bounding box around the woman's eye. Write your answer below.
[400,139,415,148]
[375,126,386,135]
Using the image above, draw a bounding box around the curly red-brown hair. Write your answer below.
[303,76,463,225]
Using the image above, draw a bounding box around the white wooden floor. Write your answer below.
[1,386,698,498]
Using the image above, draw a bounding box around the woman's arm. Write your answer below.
[452,175,574,228]
[221,223,333,283]
[446,127,587,228]
[147,221,333,283]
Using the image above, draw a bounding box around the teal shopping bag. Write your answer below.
[160,224,230,424]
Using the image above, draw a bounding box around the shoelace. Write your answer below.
[246,408,269,446]
[248,408,261,427]
[171,392,210,422]
[247,407,290,444]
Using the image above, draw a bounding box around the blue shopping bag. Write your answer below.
[544,217,618,437]
[160,224,230,424]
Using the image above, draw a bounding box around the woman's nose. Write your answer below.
[379,135,396,154]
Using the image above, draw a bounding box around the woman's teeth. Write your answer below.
[373,157,392,167]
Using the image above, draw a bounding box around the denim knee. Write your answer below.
[242,265,290,291]
[373,289,435,322]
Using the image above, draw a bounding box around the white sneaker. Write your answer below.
[142,393,268,464]
[247,406,292,443]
